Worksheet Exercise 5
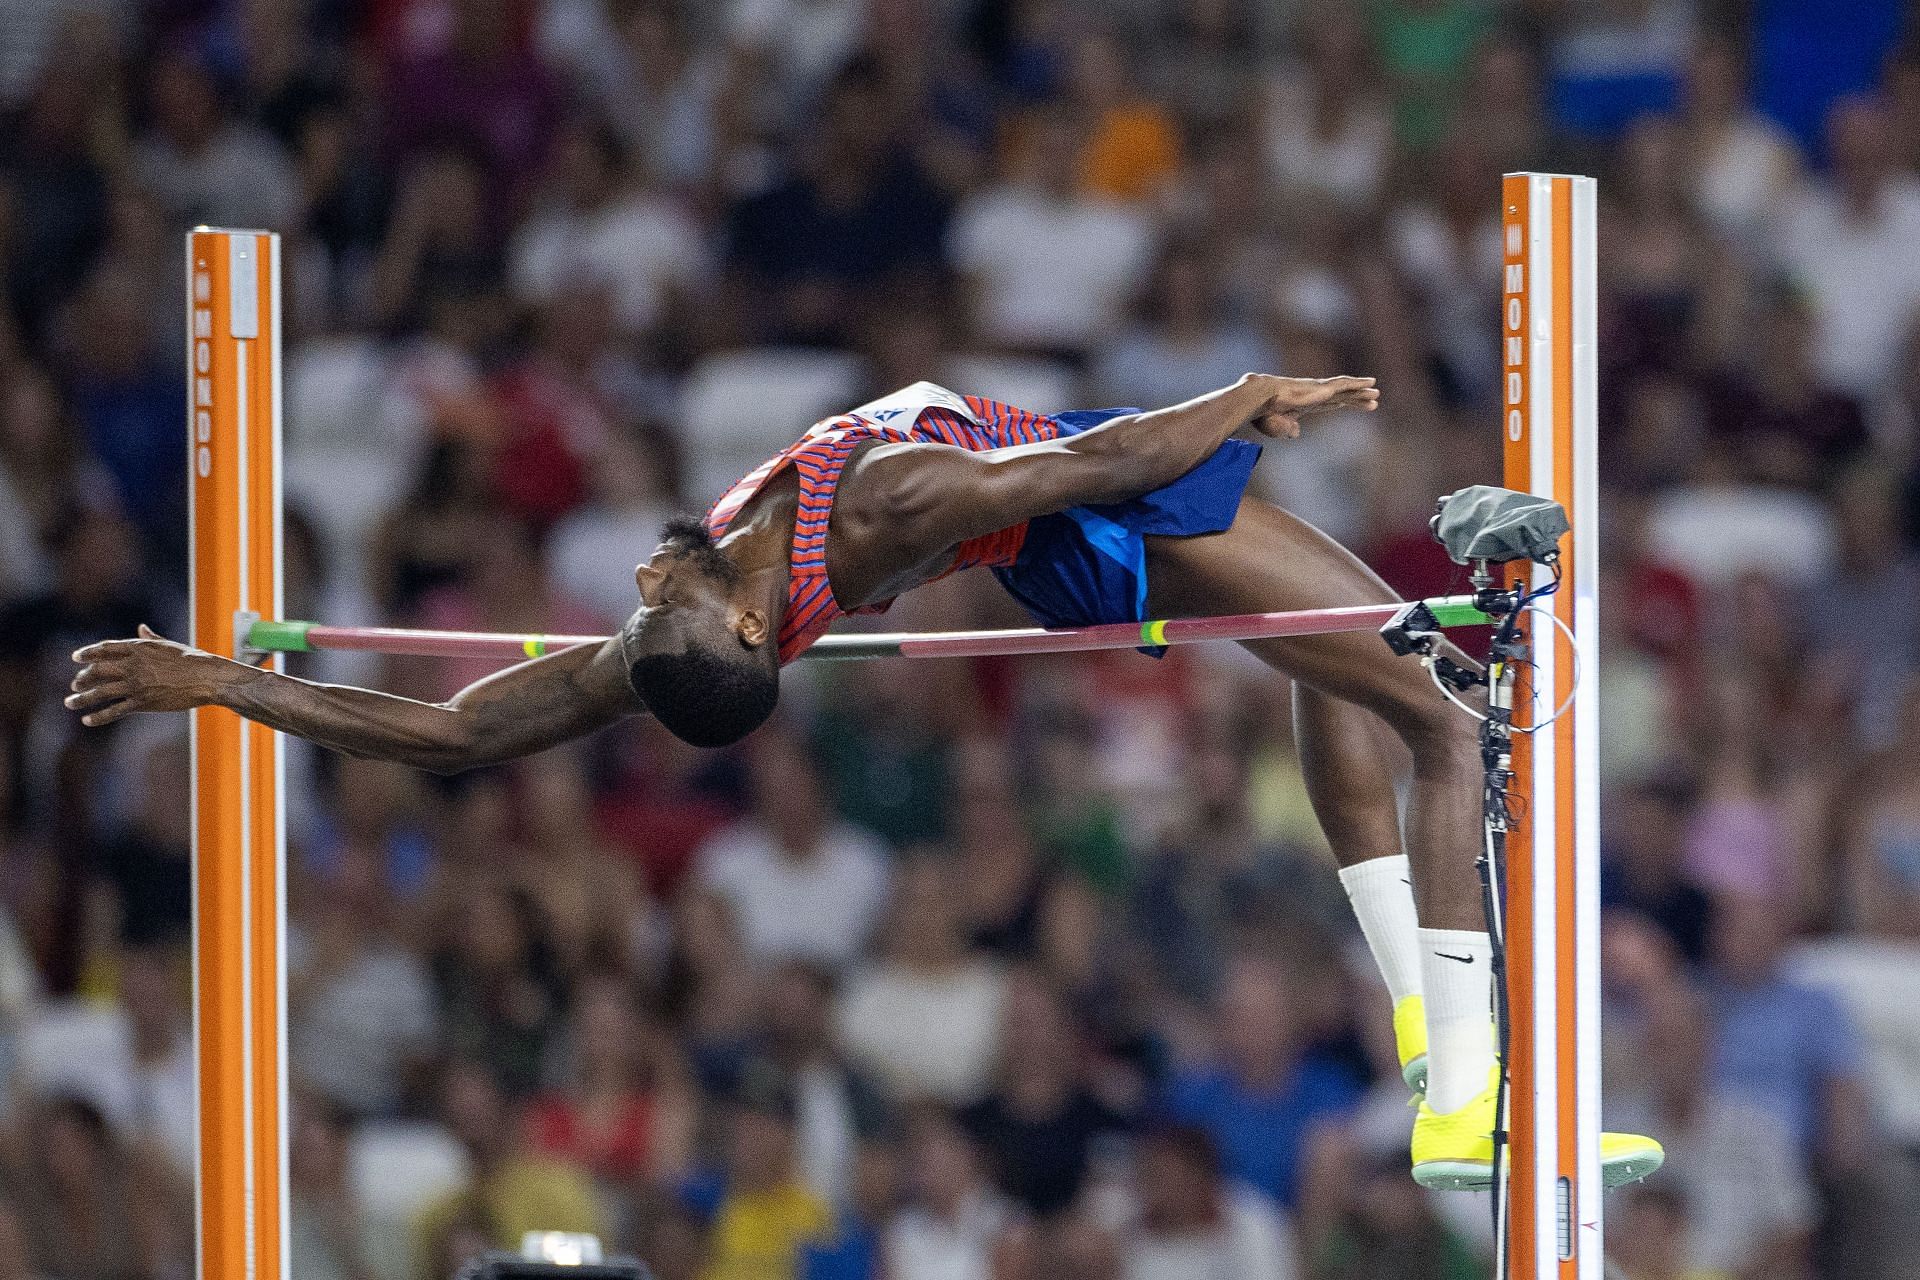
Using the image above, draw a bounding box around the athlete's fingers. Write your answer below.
[65,682,129,713]
[70,662,120,691]
[1253,411,1300,439]
[79,698,134,728]
[72,639,137,663]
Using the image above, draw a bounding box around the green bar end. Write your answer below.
[248,619,314,653]
[1429,599,1492,627]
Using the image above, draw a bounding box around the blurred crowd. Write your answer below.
[4,0,1920,1278]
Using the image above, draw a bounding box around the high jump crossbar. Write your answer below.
[186,173,1598,1280]
[239,597,1490,664]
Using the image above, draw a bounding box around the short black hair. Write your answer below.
[628,642,778,748]
[657,515,741,584]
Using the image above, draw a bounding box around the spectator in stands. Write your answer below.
[959,970,1128,1219]
[1062,31,1183,204]
[759,960,891,1210]
[432,881,569,1097]
[525,973,695,1188]
[1701,893,1875,1174]
[0,366,77,598]
[1606,922,1818,1278]
[412,1062,603,1278]
[114,943,196,1180]
[594,0,727,189]
[1092,243,1277,411]
[289,835,439,1118]
[12,1094,185,1280]
[1602,777,1714,963]
[14,940,192,1179]
[97,732,193,949]
[839,857,1007,1105]
[947,106,1155,360]
[809,662,957,850]
[1680,36,1803,251]
[1121,1124,1297,1280]
[1301,1106,1482,1280]
[1607,1182,1699,1280]
[694,729,891,971]
[367,146,506,335]
[1160,953,1362,1210]
[289,1095,377,1280]
[1700,284,1868,486]
[131,47,300,232]
[1366,0,1493,150]
[1130,736,1303,1004]
[0,51,113,337]
[54,265,186,550]
[1261,4,1392,211]
[683,1061,832,1280]
[1773,95,1920,397]
[508,118,707,341]
[883,1103,1015,1280]
[1807,472,1920,745]
[382,0,562,210]
[723,64,950,346]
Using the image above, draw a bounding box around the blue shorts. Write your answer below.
[991,408,1260,654]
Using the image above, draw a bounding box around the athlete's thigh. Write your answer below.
[1143,497,1441,716]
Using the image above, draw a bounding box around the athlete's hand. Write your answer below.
[67,625,240,726]
[1241,374,1379,438]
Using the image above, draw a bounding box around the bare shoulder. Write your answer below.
[833,438,962,540]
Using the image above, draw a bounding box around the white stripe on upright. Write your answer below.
[231,231,258,1280]
[1525,172,1560,1280]
[270,232,292,1280]
[1570,177,1604,1279]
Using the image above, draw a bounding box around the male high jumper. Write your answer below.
[67,375,1660,1187]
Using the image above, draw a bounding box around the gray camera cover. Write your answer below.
[1431,485,1570,565]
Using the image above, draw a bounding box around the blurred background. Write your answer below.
[3,0,1920,1278]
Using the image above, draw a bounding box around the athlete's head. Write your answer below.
[621,517,779,748]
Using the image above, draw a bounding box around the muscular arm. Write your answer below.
[68,626,643,774]
[853,373,1377,560]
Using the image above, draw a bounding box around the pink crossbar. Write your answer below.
[271,596,1481,663]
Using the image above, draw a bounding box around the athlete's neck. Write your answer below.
[715,467,801,636]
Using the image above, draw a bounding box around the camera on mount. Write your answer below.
[1378,485,1572,680]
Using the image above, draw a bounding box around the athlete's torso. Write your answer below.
[704,383,1065,663]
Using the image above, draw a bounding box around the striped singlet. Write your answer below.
[704,383,1063,663]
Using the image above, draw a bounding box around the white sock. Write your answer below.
[1418,927,1496,1112]
[1337,855,1423,1004]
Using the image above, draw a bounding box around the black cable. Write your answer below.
[1481,607,1525,1266]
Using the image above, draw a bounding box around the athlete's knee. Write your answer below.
[1378,680,1478,768]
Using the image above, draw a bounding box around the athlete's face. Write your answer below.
[622,518,764,662]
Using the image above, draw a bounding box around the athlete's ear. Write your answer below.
[733,607,770,648]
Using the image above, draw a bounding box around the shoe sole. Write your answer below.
[1402,1054,1428,1097]
[1413,1149,1666,1193]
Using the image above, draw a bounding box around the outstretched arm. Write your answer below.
[67,625,643,774]
[854,373,1377,560]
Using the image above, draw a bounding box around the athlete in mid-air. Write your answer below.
[67,374,1659,1187]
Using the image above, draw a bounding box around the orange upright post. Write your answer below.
[186,228,287,1280]
[1500,176,1602,1279]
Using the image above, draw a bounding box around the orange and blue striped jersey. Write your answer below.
[704,385,1066,663]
